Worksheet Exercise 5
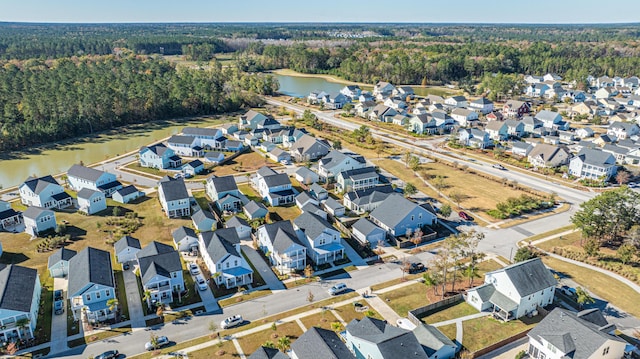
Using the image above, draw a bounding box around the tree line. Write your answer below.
[0,55,278,151]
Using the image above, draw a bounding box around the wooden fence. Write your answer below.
[407,294,464,326]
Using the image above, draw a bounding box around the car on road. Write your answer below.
[628,182,637,188]
[145,336,170,351]
[95,350,119,359]
[328,283,348,296]
[221,315,244,329]
[189,263,200,275]
[403,262,426,274]
[195,275,208,291]
[458,211,473,221]
[492,164,506,170]
[54,299,64,315]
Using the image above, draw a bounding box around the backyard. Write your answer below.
[212,150,282,177]
[461,315,539,352]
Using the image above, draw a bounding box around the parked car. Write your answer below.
[145,336,170,351]
[189,263,200,275]
[54,299,64,315]
[281,159,290,165]
[403,262,426,274]
[220,315,244,329]
[492,164,506,170]
[328,283,348,296]
[123,262,130,270]
[458,211,473,221]
[95,350,119,359]
[195,275,208,291]
[559,285,577,297]
[54,290,63,302]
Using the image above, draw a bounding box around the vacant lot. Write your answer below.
[213,150,281,176]
[189,339,239,359]
[299,310,339,331]
[236,321,303,354]
[378,282,429,317]
[333,303,383,324]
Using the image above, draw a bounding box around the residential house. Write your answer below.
[199,229,253,289]
[485,120,508,141]
[112,185,143,204]
[308,91,328,105]
[558,131,575,143]
[243,200,269,220]
[596,76,614,88]
[203,151,225,164]
[444,95,468,108]
[340,85,361,100]
[524,75,544,84]
[19,175,72,209]
[355,100,377,118]
[67,164,121,197]
[575,127,595,139]
[502,100,530,118]
[167,135,203,157]
[602,144,627,164]
[68,247,116,323]
[457,128,491,149]
[358,92,375,103]
[206,175,245,212]
[504,119,525,138]
[77,188,107,215]
[225,140,245,152]
[570,102,595,118]
[23,206,56,236]
[343,185,394,214]
[0,265,41,342]
[486,111,504,121]
[290,134,330,162]
[623,76,640,89]
[351,218,386,248]
[322,92,350,110]
[291,327,354,359]
[451,108,479,127]
[383,98,407,111]
[521,116,542,134]
[267,147,291,164]
[469,97,494,114]
[0,204,22,233]
[368,104,397,122]
[158,177,191,218]
[244,134,258,148]
[295,192,318,209]
[183,160,205,177]
[432,111,455,133]
[294,166,319,185]
[569,148,617,181]
[323,197,345,217]
[182,127,225,150]
[527,308,626,359]
[172,226,199,253]
[408,114,433,135]
[309,183,328,201]
[137,242,184,305]
[593,134,617,147]
[465,258,556,321]
[595,87,617,99]
[255,167,295,206]
[336,167,379,192]
[48,248,76,278]
[191,208,217,232]
[226,216,252,240]
[561,90,587,103]
[535,110,567,130]
[293,212,344,265]
[510,142,533,157]
[239,110,281,131]
[220,123,238,136]
[525,82,550,98]
[369,194,437,237]
[544,73,562,82]
[607,121,640,140]
[257,221,307,272]
[527,144,571,169]
[373,81,395,99]
[393,86,415,98]
[249,347,289,359]
[114,235,141,264]
[412,322,458,359]
[139,143,181,169]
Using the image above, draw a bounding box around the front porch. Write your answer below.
[312,243,345,265]
[219,267,253,289]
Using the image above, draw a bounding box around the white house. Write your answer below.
[158,178,191,218]
[444,95,468,108]
[23,206,56,237]
[199,228,253,289]
[67,164,121,197]
[607,121,640,140]
[293,212,344,265]
[569,148,617,181]
[0,265,41,343]
[317,150,367,181]
[112,185,144,204]
[77,188,107,215]
[254,167,295,206]
[182,127,225,150]
[451,108,479,127]
[294,166,319,185]
[257,221,307,273]
[167,135,202,157]
[465,258,556,321]
[172,226,199,253]
[469,97,494,114]
[114,235,141,264]
[68,247,116,323]
[19,175,72,210]
[136,242,184,305]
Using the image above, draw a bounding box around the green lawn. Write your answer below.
[269,205,301,222]
[113,270,130,320]
[420,301,477,325]
[378,282,429,317]
[34,273,53,345]
[236,321,303,354]
[299,310,339,331]
[188,339,240,359]
[68,325,132,348]
[219,289,272,308]
[333,303,383,324]
[437,323,457,341]
[462,316,538,352]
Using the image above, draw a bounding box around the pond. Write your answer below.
[274,73,347,98]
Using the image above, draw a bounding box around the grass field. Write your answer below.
[188,339,239,359]
[236,321,303,354]
[378,282,429,317]
[421,301,477,325]
[212,150,281,177]
[437,323,457,341]
[299,310,339,331]
[462,316,538,352]
[333,303,383,324]
[523,226,576,243]
[219,289,272,308]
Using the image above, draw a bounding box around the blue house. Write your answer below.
[206,175,247,212]
[243,200,269,220]
[203,151,225,164]
[191,208,217,232]
[67,164,121,197]
[68,247,116,323]
[369,194,437,237]
[139,143,182,169]
[23,206,56,236]
[0,265,41,342]
[48,247,77,278]
[183,159,205,176]
[19,175,73,209]
[77,188,107,215]
[112,185,144,204]
[225,140,244,152]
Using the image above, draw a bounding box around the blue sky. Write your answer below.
[3,0,640,24]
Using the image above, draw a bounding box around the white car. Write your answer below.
[328,283,348,296]
[145,335,169,351]
[195,275,208,291]
[220,315,243,329]
[189,263,200,275]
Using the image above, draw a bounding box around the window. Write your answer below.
[96,292,101,299]
[234,260,238,266]
[226,262,230,268]
[86,294,91,301]
[411,215,414,221]
[106,290,110,297]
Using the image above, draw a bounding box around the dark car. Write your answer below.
[458,211,473,221]
[54,300,64,315]
[54,290,63,302]
[95,350,119,359]
[403,262,426,274]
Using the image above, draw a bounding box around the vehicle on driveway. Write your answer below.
[403,262,426,274]
[54,290,63,302]
[195,275,208,291]
[95,350,119,359]
[458,211,473,221]
[328,283,348,296]
[189,263,200,275]
[54,299,64,315]
[221,315,244,329]
[145,336,170,351]
[559,285,577,298]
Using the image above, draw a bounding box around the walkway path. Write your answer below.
[364,293,401,324]
[242,245,286,291]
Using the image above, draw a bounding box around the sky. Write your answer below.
[2,0,640,24]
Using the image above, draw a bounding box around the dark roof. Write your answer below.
[137,241,175,258]
[159,178,189,202]
[352,218,384,236]
[172,226,197,242]
[346,317,428,359]
[339,167,378,181]
[77,188,103,200]
[208,175,238,194]
[141,143,170,156]
[192,208,216,224]
[248,347,289,359]
[488,258,557,297]
[22,175,60,194]
[226,216,250,229]
[260,221,303,253]
[185,159,204,168]
[182,127,221,137]
[200,229,241,263]
[168,135,196,145]
[115,185,140,197]
[344,185,394,206]
[294,211,337,241]
[0,208,21,221]
[114,235,141,254]
[48,247,77,269]
[576,148,616,167]
[23,206,54,219]
[68,164,106,182]
[291,327,354,359]
[370,194,433,229]
[0,265,39,312]
[137,242,182,283]
[68,247,114,296]
[263,173,291,188]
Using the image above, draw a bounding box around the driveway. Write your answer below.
[185,259,220,313]
[241,245,285,291]
[122,261,146,329]
[49,277,69,355]
[341,238,367,267]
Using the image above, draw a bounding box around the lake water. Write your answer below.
[274,74,346,98]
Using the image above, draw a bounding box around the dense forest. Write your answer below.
[0,55,278,151]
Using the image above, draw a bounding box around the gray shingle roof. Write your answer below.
[344,185,394,206]
[488,258,557,297]
[226,216,250,229]
[142,143,170,156]
[47,247,77,269]
[168,135,196,145]
[207,175,238,194]
[114,236,141,255]
[260,220,303,253]
[248,346,289,359]
[369,194,428,229]
[576,148,616,166]
[263,173,291,188]
[200,229,241,263]
[182,127,221,138]
[412,323,456,357]
[324,197,344,211]
[339,167,378,181]
[137,242,182,283]
[22,175,60,194]
[172,226,197,243]
[68,164,106,182]
[0,265,39,313]
[352,218,383,236]
[68,247,114,296]
[294,212,337,241]
[115,185,140,197]
[257,166,278,178]
[346,317,428,359]
[77,188,102,200]
[291,327,354,359]
[137,241,175,258]
[159,178,189,202]
[192,208,216,224]
[295,166,316,178]
[244,200,268,216]
[23,206,53,220]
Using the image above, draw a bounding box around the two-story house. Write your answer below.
[527,308,626,359]
[68,247,116,323]
[226,216,252,240]
[257,221,307,273]
[369,194,437,237]
[0,265,41,342]
[336,167,380,193]
[535,110,567,130]
[502,100,530,118]
[527,144,571,169]
[485,120,508,141]
[191,208,217,232]
[254,167,295,206]
[19,175,72,209]
[373,81,395,99]
[182,127,225,150]
[466,258,556,321]
[137,242,184,305]
[469,97,494,114]
[340,85,362,100]
[444,95,468,109]
[77,188,107,215]
[239,110,281,131]
[158,177,191,218]
[0,202,23,232]
[317,150,367,182]
[569,148,617,181]
[343,185,394,214]
[290,134,331,162]
[67,164,122,197]
[293,212,344,265]
[607,121,640,140]
[451,108,479,127]
[199,228,253,289]
[172,226,199,253]
[166,135,203,157]
[23,206,56,237]
[205,175,246,212]
[139,143,182,169]
[458,128,491,149]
